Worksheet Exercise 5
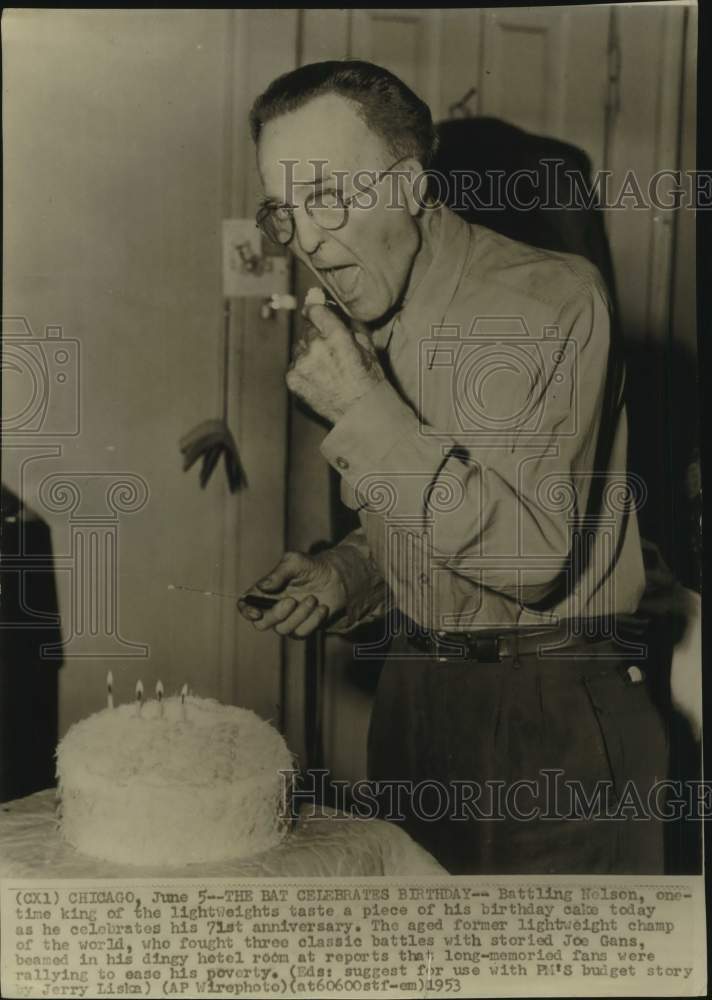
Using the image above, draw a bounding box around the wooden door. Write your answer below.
[221,11,300,723]
[476,7,609,172]
[288,9,450,783]
[351,10,442,115]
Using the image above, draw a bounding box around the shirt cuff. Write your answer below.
[320,380,418,491]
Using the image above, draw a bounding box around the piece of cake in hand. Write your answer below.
[304,286,326,307]
[56,696,295,866]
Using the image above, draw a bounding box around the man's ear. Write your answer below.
[396,158,427,218]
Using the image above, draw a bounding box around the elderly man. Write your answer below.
[238,60,667,874]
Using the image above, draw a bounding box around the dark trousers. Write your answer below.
[367,631,668,874]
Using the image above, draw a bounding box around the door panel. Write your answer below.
[477,7,609,172]
[479,8,569,138]
[350,9,442,114]
[223,11,298,721]
[282,13,352,767]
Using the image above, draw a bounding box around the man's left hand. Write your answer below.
[285,303,385,423]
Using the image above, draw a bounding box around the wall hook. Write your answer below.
[449,86,478,119]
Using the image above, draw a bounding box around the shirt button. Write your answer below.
[335,456,349,471]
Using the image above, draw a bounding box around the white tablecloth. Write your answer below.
[0,790,445,878]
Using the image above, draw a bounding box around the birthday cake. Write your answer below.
[56,695,295,866]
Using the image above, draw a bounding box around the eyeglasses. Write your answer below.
[256,159,407,246]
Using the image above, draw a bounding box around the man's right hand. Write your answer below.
[237,551,348,638]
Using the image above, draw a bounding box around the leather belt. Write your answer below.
[404,618,642,663]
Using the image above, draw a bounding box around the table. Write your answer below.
[0,790,445,878]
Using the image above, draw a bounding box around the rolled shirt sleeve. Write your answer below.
[320,526,390,634]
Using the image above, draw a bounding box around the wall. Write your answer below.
[604,4,698,581]
[2,10,292,735]
[3,7,698,776]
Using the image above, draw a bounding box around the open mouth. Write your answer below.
[318,264,361,302]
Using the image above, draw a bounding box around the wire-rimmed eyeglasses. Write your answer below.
[255,158,408,246]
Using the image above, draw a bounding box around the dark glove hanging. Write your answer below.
[179,300,246,493]
[179,417,246,492]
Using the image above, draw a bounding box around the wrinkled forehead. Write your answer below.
[256,93,392,200]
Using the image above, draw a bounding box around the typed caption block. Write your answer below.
[1,877,706,998]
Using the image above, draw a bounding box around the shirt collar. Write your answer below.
[372,205,473,352]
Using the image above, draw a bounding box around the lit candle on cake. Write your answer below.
[156,680,164,717]
[107,671,114,710]
[180,683,188,720]
[135,679,144,715]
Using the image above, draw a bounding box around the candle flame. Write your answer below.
[156,680,164,701]
[134,679,144,717]
[180,683,188,704]
[107,670,114,710]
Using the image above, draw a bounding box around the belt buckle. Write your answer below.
[432,632,504,663]
[472,636,503,662]
[433,630,467,662]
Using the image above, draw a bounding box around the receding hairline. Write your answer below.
[254,92,402,161]
[249,60,438,167]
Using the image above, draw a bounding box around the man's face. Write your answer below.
[257,93,421,324]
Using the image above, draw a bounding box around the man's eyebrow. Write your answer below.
[292,174,340,190]
[259,176,340,207]
[259,195,293,209]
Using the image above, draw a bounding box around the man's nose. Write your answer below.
[292,207,325,256]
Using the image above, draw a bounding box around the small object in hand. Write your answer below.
[305,286,326,307]
[169,583,241,600]
[242,593,279,610]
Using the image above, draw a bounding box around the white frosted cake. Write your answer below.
[56,696,295,866]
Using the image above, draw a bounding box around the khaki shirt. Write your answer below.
[320,205,646,632]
